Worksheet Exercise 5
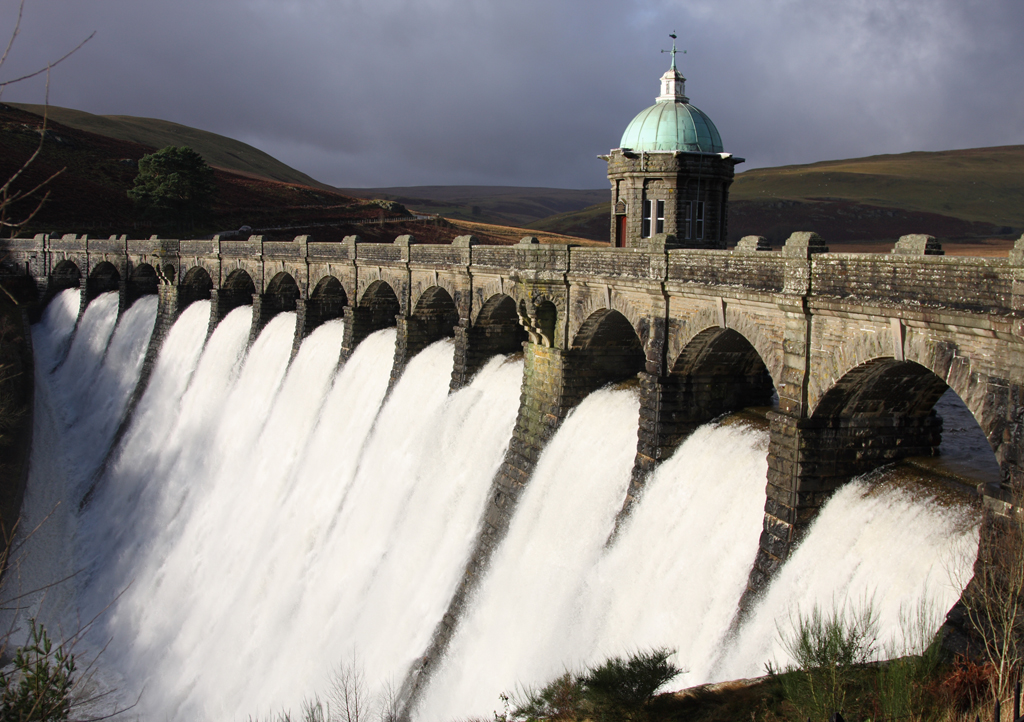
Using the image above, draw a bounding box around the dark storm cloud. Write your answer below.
[2,0,1023,188]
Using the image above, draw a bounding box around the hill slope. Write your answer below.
[341,185,607,228]
[731,146,1024,228]
[529,146,1023,245]
[0,104,588,246]
[0,103,391,235]
[9,103,333,191]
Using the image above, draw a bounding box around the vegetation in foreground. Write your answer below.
[0,620,75,721]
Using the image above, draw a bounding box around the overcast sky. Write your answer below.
[2,0,1023,189]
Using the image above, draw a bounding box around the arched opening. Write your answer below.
[126,263,158,307]
[809,359,950,480]
[223,269,256,298]
[474,294,527,356]
[626,326,776,497]
[412,286,459,344]
[48,260,81,297]
[86,261,120,302]
[304,276,348,334]
[217,268,257,317]
[359,280,400,331]
[814,358,949,419]
[450,293,527,390]
[180,266,214,311]
[669,327,776,418]
[569,308,646,390]
[311,276,348,317]
[264,272,300,315]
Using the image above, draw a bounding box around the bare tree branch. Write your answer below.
[0,30,95,92]
[0,0,25,76]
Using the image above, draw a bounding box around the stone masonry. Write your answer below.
[5,229,1024,709]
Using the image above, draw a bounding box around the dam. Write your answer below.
[0,226,1016,719]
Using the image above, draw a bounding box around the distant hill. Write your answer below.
[9,103,334,191]
[7,102,1019,249]
[529,146,1024,246]
[341,186,607,228]
[0,103,392,236]
[0,104,588,246]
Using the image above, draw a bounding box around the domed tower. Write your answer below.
[603,42,743,249]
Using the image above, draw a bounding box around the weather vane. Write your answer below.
[661,31,685,69]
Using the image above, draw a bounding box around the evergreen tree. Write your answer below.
[128,146,217,232]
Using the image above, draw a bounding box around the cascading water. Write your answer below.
[10,292,525,720]
[5,289,983,721]
[7,290,157,632]
[416,408,979,719]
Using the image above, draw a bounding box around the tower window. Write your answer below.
[642,200,652,238]
[655,200,665,234]
[694,201,704,239]
[681,201,692,239]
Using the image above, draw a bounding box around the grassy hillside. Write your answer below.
[9,103,333,191]
[341,185,607,227]
[0,103,399,236]
[529,146,1023,246]
[731,146,1024,228]
[0,104,588,246]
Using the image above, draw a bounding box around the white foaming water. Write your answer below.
[10,288,983,722]
[14,295,526,721]
[417,414,979,719]
[712,477,979,680]
[5,291,157,637]
[417,387,642,720]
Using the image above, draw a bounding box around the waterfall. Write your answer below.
[415,412,978,720]
[4,290,981,721]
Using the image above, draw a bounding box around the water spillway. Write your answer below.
[4,289,982,720]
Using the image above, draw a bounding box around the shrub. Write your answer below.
[0,619,75,721]
[504,648,682,722]
[581,648,681,720]
[776,602,879,720]
[874,599,943,721]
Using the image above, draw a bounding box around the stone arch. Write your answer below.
[264,271,300,314]
[414,277,460,314]
[475,294,527,351]
[451,293,527,390]
[669,326,777,415]
[126,263,158,307]
[358,280,401,330]
[48,259,82,296]
[412,286,459,343]
[569,308,646,387]
[807,331,1011,475]
[308,275,348,327]
[569,292,646,354]
[216,268,257,319]
[808,353,1013,484]
[180,266,214,311]
[86,261,120,302]
[807,327,894,416]
[812,358,948,422]
[224,268,256,296]
[671,305,784,389]
[721,310,785,391]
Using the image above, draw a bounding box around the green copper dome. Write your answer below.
[619,100,723,153]
[619,53,724,153]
